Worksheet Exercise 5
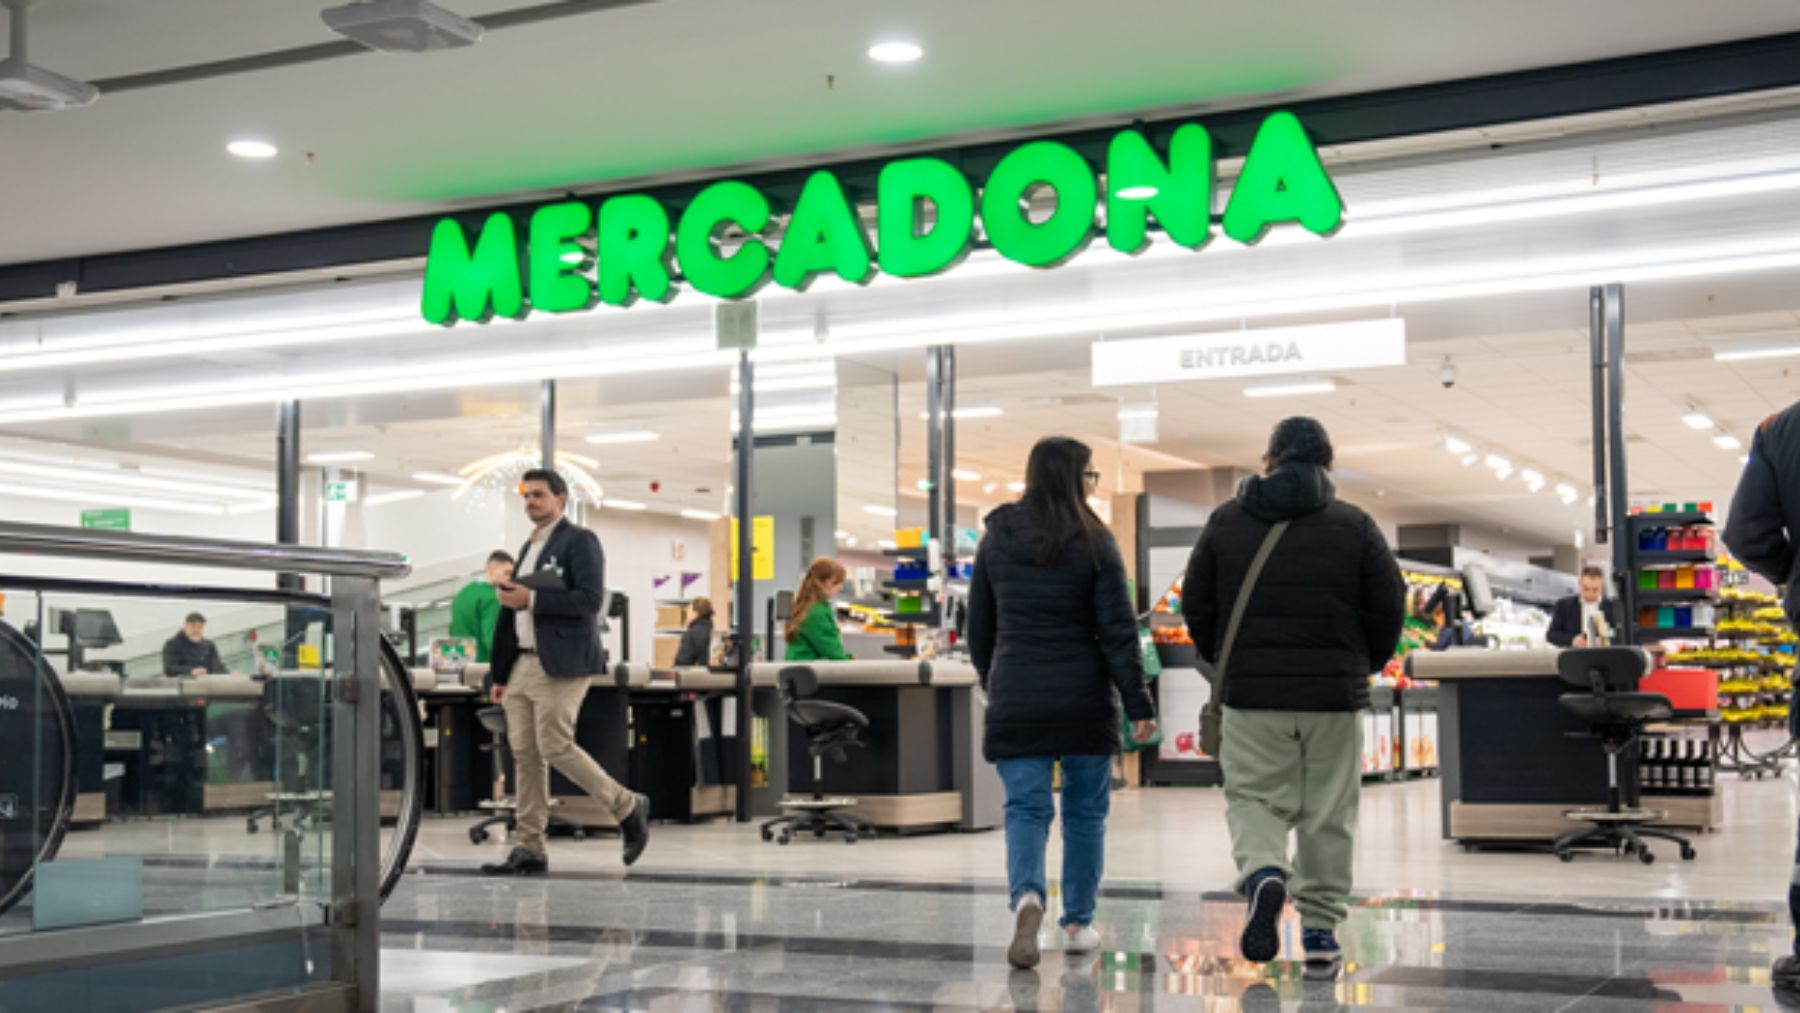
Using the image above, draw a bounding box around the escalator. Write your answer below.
[0,623,426,917]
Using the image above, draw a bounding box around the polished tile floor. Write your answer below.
[373,774,1800,1011]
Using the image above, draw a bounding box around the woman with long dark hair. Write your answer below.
[969,436,1157,969]
[785,557,853,662]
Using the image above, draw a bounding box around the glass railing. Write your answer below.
[0,523,417,1010]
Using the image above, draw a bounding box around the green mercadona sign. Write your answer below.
[422,111,1342,325]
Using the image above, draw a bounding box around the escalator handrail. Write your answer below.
[377,635,424,902]
[0,623,77,918]
[0,522,409,580]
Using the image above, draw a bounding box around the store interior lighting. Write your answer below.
[951,469,982,482]
[1556,483,1579,505]
[601,498,647,511]
[1712,333,1800,362]
[863,504,898,518]
[1682,408,1715,429]
[364,489,426,507]
[584,429,660,445]
[306,449,375,464]
[1521,468,1546,493]
[1714,434,1743,450]
[227,140,278,160]
[917,406,1005,420]
[1243,379,1337,398]
[411,471,464,486]
[680,508,721,522]
[1443,435,1473,455]
[867,40,923,63]
[1007,481,1026,493]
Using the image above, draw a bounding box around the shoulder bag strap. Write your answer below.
[1214,520,1291,696]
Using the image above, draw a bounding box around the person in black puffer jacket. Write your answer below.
[969,436,1157,970]
[1181,417,1404,981]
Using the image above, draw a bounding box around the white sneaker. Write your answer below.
[1063,925,1102,954]
[1008,895,1044,970]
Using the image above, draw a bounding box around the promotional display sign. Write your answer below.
[421,111,1343,325]
[1091,318,1407,388]
[729,516,776,582]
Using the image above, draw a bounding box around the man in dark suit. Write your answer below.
[481,468,649,876]
[1546,566,1617,648]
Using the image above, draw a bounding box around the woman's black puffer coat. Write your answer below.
[969,503,1156,761]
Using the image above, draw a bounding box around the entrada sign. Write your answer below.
[422,111,1343,325]
[1091,319,1406,387]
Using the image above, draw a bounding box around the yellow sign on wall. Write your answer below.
[729,516,775,582]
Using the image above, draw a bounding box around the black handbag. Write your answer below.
[1199,520,1290,756]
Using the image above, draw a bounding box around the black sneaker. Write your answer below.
[480,846,548,876]
[621,793,651,867]
[1240,871,1287,963]
[1303,927,1344,981]
[1775,954,1800,993]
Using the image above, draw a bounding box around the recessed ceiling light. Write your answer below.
[585,430,660,445]
[1243,379,1336,398]
[227,140,278,160]
[1115,185,1159,201]
[868,40,923,64]
[602,498,647,511]
[680,508,721,521]
[1714,434,1743,450]
[365,489,425,507]
[834,529,850,540]
[1460,453,1480,467]
[1443,435,1472,455]
[1008,481,1026,493]
[952,469,982,482]
[1682,410,1714,430]
[918,406,1004,420]
[863,504,898,518]
[412,471,464,486]
[306,450,373,464]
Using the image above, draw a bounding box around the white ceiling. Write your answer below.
[5,0,1800,263]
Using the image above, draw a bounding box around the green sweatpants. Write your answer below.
[1220,707,1361,930]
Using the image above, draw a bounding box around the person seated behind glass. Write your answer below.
[784,558,853,662]
[163,611,226,677]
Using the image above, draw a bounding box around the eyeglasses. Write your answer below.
[1083,469,1102,487]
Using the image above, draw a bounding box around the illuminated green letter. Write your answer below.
[597,194,674,306]
[527,202,595,315]
[980,141,1096,268]
[675,181,771,300]
[773,171,872,290]
[876,158,974,278]
[421,214,524,324]
[1106,125,1212,254]
[1221,111,1342,244]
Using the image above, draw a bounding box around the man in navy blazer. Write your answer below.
[1546,566,1616,648]
[483,468,649,875]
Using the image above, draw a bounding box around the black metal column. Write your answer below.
[1601,284,1633,643]
[539,379,557,469]
[942,346,957,596]
[276,400,302,592]
[733,351,754,822]
[1590,289,1609,548]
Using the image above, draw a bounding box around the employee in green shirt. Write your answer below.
[785,557,853,662]
[449,550,514,662]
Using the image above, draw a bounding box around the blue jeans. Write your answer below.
[996,755,1112,928]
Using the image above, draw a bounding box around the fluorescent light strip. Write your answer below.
[680,508,722,521]
[951,469,982,482]
[602,499,648,511]
[584,430,660,445]
[306,450,374,464]
[364,489,426,506]
[1682,411,1715,429]
[1715,434,1743,450]
[1443,435,1472,454]
[0,458,273,503]
[0,313,428,375]
[1244,379,1335,398]
[0,480,226,515]
[24,229,1800,428]
[412,471,465,486]
[863,504,898,518]
[916,406,1004,420]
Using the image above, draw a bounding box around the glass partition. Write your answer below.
[0,525,413,1009]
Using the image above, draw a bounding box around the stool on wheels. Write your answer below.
[1552,646,1698,865]
[760,666,876,846]
[467,704,587,844]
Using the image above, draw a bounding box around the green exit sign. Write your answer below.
[80,508,131,531]
[324,481,358,503]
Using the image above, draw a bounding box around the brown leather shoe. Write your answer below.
[481,846,548,876]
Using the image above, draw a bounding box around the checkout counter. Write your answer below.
[1406,648,1721,844]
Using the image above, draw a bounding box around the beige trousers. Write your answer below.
[502,655,634,854]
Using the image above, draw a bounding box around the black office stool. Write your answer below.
[467,704,589,844]
[760,666,876,845]
[247,674,331,835]
[1553,647,1698,865]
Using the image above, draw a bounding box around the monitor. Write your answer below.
[1460,564,1495,620]
[53,608,121,649]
